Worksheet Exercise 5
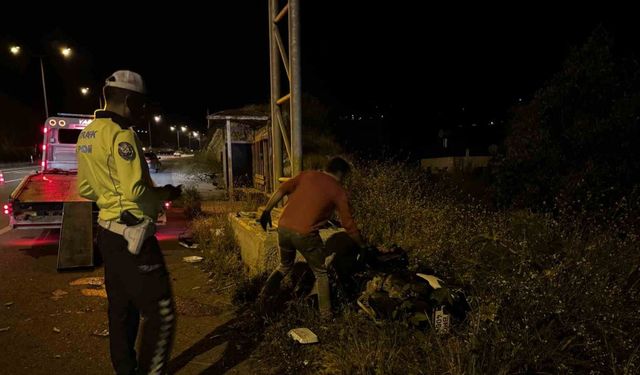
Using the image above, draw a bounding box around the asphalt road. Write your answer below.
[0,156,250,374]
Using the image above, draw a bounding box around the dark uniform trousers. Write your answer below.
[97,227,175,375]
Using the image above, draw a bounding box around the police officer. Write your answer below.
[77,70,181,375]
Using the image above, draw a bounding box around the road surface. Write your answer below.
[0,156,246,374]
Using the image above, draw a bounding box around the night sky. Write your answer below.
[1,4,637,153]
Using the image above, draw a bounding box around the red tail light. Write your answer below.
[164,201,171,208]
[3,203,11,215]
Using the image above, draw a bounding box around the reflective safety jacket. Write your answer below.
[76,110,168,221]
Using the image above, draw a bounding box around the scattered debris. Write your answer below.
[183,256,204,263]
[178,232,199,249]
[237,211,256,219]
[55,355,61,359]
[192,286,201,290]
[5,302,14,307]
[69,277,104,287]
[51,289,69,300]
[433,306,451,334]
[81,288,108,299]
[304,360,309,366]
[416,273,443,289]
[178,239,199,249]
[53,327,61,333]
[0,327,10,332]
[92,329,109,337]
[214,228,224,237]
[288,328,319,344]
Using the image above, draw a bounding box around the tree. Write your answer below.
[496,29,640,211]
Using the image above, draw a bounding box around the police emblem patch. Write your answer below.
[118,142,135,161]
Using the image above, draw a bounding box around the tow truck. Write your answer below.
[3,114,168,270]
[7,114,91,226]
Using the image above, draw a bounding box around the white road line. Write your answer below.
[0,166,37,173]
[2,171,34,175]
[3,179,23,183]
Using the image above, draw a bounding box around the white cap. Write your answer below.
[104,70,146,94]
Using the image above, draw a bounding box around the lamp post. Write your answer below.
[170,125,188,150]
[148,115,161,150]
[9,44,73,118]
[191,131,200,150]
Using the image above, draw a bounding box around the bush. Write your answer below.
[345,159,640,374]
[180,186,202,220]
[232,159,640,374]
[190,149,223,175]
[197,162,640,374]
[496,30,640,210]
[191,213,245,294]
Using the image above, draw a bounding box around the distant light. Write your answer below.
[181,126,187,132]
[142,147,146,151]
[80,87,90,95]
[170,126,176,131]
[60,47,72,58]
[154,115,161,123]
[9,45,21,55]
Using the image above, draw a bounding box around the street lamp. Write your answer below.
[187,130,197,149]
[170,125,187,149]
[60,47,72,58]
[80,86,103,108]
[191,131,200,150]
[147,114,162,150]
[8,44,73,118]
[147,115,162,150]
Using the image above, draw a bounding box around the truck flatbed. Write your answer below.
[12,172,87,203]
